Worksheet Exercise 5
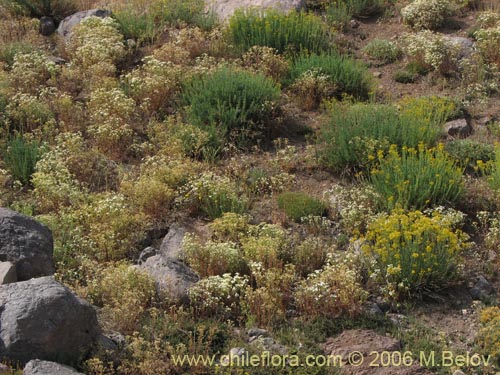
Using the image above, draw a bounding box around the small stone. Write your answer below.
[247,328,269,338]
[0,261,17,285]
[350,19,360,28]
[39,16,56,36]
[444,118,472,138]
[470,275,494,300]
[363,301,384,317]
[452,370,466,375]
[220,347,247,366]
[373,72,382,79]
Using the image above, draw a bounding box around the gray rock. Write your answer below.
[138,246,157,265]
[350,19,360,29]
[0,276,100,365]
[139,256,199,302]
[470,275,494,300]
[57,9,112,41]
[452,370,466,375]
[445,36,474,60]
[444,118,472,138]
[97,331,126,352]
[373,71,382,78]
[251,336,288,355]
[247,328,269,339]
[39,17,56,36]
[206,0,305,21]
[0,208,54,281]
[23,360,83,375]
[363,301,384,317]
[160,224,188,260]
[0,261,16,285]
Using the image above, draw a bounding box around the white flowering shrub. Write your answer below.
[5,93,55,133]
[241,223,291,269]
[244,262,296,326]
[477,11,500,29]
[182,234,247,277]
[240,46,290,82]
[87,87,136,158]
[325,184,380,235]
[289,69,336,111]
[401,0,453,30]
[178,172,249,219]
[153,27,209,65]
[9,52,58,94]
[188,273,249,321]
[294,252,367,319]
[122,57,182,115]
[66,17,125,71]
[401,31,460,74]
[475,25,500,65]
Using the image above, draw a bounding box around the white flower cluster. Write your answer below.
[67,16,126,71]
[10,52,59,94]
[401,0,452,30]
[401,31,460,73]
[188,273,249,319]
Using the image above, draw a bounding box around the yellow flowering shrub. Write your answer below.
[476,306,500,362]
[370,143,464,210]
[360,209,469,299]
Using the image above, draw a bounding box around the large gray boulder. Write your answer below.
[0,262,16,285]
[0,277,100,365]
[159,224,188,260]
[57,9,112,41]
[0,208,54,281]
[23,360,83,375]
[206,0,305,21]
[139,256,199,303]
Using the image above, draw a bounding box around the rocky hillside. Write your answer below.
[1,0,500,373]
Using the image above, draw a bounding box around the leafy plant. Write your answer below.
[289,53,372,100]
[277,192,327,222]
[363,38,402,65]
[1,0,76,20]
[3,135,40,185]
[183,67,280,154]
[445,140,494,175]
[360,209,469,299]
[227,9,330,54]
[317,102,445,173]
[326,0,386,29]
[370,144,464,210]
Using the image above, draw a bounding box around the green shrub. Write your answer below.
[370,144,464,210]
[183,67,280,154]
[1,0,76,20]
[113,8,160,45]
[227,9,330,54]
[326,0,385,29]
[289,53,372,100]
[0,42,34,67]
[158,0,216,29]
[317,103,443,173]
[360,209,468,299]
[3,136,40,185]
[487,146,500,190]
[277,192,327,222]
[393,62,429,83]
[445,140,494,175]
[362,38,402,65]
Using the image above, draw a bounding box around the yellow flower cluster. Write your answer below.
[360,209,469,299]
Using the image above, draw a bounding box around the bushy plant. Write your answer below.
[183,67,280,154]
[289,53,372,100]
[188,273,249,321]
[289,69,337,110]
[9,51,58,94]
[487,146,500,190]
[182,234,247,277]
[241,224,291,269]
[401,31,460,75]
[5,93,56,133]
[85,262,156,333]
[477,11,500,29]
[66,17,125,72]
[244,263,296,326]
[295,252,367,318]
[240,46,290,82]
[326,0,385,30]
[401,0,453,30]
[360,209,469,299]
[292,236,330,277]
[0,42,34,67]
[370,144,464,210]
[1,0,76,20]
[122,57,182,116]
[227,9,330,54]
[3,136,40,186]
[445,140,494,175]
[475,25,500,65]
[477,307,500,363]
[179,172,249,219]
[362,39,402,65]
[209,212,250,242]
[317,102,446,173]
[277,192,327,222]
